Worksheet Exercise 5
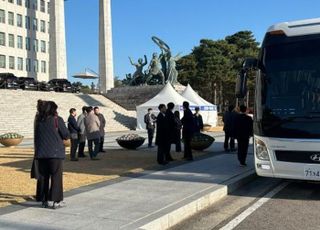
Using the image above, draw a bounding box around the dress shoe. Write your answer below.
[70,158,78,161]
[78,155,87,158]
[41,201,48,208]
[91,157,100,160]
[100,150,106,153]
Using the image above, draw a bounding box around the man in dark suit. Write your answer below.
[223,105,236,152]
[234,105,253,166]
[68,108,81,161]
[144,108,156,148]
[165,102,175,161]
[193,107,204,133]
[155,104,168,165]
[181,101,195,161]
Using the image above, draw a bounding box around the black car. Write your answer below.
[0,73,19,89]
[17,77,39,90]
[48,79,73,92]
[38,81,55,91]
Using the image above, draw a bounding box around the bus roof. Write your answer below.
[268,18,320,37]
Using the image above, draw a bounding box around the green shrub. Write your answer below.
[0,133,24,140]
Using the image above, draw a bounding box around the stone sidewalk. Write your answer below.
[0,150,255,230]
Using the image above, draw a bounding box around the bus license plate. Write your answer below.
[304,166,320,180]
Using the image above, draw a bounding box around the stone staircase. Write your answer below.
[0,90,136,138]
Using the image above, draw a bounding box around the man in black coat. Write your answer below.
[193,107,204,133]
[165,102,175,161]
[155,104,168,165]
[144,108,157,148]
[223,105,236,152]
[234,105,253,166]
[68,108,81,161]
[181,101,195,161]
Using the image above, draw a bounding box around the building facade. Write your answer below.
[0,0,67,81]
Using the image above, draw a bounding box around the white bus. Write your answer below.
[236,18,320,181]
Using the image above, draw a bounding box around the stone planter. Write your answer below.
[190,133,214,151]
[116,139,145,150]
[0,138,23,147]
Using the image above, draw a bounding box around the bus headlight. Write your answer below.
[255,139,270,161]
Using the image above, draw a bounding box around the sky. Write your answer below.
[65,0,320,84]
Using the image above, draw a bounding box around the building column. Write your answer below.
[99,0,114,93]
[49,0,67,80]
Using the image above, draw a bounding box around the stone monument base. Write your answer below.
[105,83,186,111]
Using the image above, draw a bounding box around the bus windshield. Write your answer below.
[257,34,320,138]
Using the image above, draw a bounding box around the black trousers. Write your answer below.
[176,141,181,152]
[37,159,63,202]
[237,137,250,164]
[78,141,86,157]
[183,137,193,160]
[88,138,100,159]
[224,132,235,150]
[157,143,166,164]
[165,142,173,161]
[99,136,105,152]
[147,128,155,147]
[70,138,79,160]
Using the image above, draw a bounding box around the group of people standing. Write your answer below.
[68,105,106,161]
[144,101,203,165]
[32,100,106,209]
[223,104,253,166]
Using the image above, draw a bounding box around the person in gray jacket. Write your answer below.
[84,106,101,160]
[34,101,69,209]
[77,106,87,158]
[94,106,106,152]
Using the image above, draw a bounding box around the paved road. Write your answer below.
[171,177,320,230]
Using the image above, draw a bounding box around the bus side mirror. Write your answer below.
[235,58,258,98]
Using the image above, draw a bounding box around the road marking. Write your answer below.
[219,181,289,230]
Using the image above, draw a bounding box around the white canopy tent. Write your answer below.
[181,84,218,126]
[136,83,196,130]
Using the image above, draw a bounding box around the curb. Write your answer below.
[134,169,256,230]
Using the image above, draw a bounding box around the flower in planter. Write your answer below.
[0,133,24,140]
[116,134,145,141]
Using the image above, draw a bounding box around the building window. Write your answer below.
[0,55,5,68]
[17,35,23,49]
[33,18,38,31]
[9,56,15,70]
[0,10,5,24]
[25,0,30,8]
[33,39,38,52]
[25,16,30,29]
[26,58,31,71]
[33,0,38,10]
[34,59,38,72]
[40,20,45,32]
[40,40,46,53]
[17,0,22,6]
[25,37,30,50]
[8,0,14,3]
[47,21,49,33]
[17,57,23,70]
[8,34,14,48]
[0,32,5,46]
[41,60,46,73]
[47,2,50,13]
[8,12,14,25]
[40,0,45,12]
[17,14,22,27]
